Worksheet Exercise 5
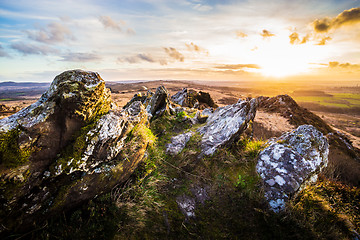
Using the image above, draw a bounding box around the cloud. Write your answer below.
[164,47,184,62]
[137,53,155,62]
[235,31,247,38]
[215,64,261,70]
[289,32,309,45]
[11,42,58,55]
[0,44,10,57]
[300,34,309,44]
[193,4,213,12]
[185,42,208,54]
[289,32,300,44]
[260,29,275,39]
[316,36,332,45]
[312,7,360,33]
[60,52,101,62]
[328,61,360,70]
[119,53,166,65]
[26,22,74,44]
[99,16,122,32]
[127,28,136,35]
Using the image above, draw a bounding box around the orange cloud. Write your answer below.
[289,32,300,44]
[312,7,360,33]
[316,36,332,45]
[235,31,247,38]
[261,29,275,39]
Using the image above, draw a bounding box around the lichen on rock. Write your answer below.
[0,70,153,235]
[256,125,329,212]
[198,98,257,155]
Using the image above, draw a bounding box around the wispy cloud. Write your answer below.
[60,52,101,62]
[11,42,58,55]
[312,7,360,33]
[215,64,260,70]
[260,29,275,39]
[164,47,184,62]
[26,22,74,44]
[0,44,10,57]
[328,61,360,70]
[99,16,123,32]
[235,31,247,38]
[185,42,208,55]
[119,53,167,65]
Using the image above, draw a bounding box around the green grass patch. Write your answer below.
[292,92,360,109]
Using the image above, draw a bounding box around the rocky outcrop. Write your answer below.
[171,88,218,110]
[166,132,193,155]
[123,90,153,109]
[257,125,329,212]
[147,86,173,119]
[257,95,333,134]
[198,98,257,155]
[0,70,152,235]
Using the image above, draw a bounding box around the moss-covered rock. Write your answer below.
[0,71,152,237]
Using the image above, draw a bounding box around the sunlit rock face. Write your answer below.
[0,70,151,235]
[257,125,329,212]
[198,98,257,155]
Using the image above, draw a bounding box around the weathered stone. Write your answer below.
[198,98,257,155]
[123,90,153,109]
[171,88,217,109]
[0,70,151,235]
[171,88,199,108]
[147,86,173,119]
[176,186,209,219]
[256,125,329,212]
[166,132,193,155]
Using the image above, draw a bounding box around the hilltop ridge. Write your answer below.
[0,70,359,239]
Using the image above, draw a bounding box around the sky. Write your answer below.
[0,0,359,83]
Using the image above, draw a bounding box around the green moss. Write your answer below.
[52,118,100,174]
[0,128,32,168]
[128,124,156,147]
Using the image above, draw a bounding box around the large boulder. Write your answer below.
[0,70,152,235]
[198,98,257,155]
[256,125,329,212]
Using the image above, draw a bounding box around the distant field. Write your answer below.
[291,93,360,109]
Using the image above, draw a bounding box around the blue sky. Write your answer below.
[0,0,359,82]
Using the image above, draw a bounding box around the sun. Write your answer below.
[251,33,329,78]
[255,39,313,78]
